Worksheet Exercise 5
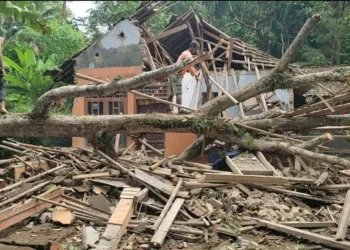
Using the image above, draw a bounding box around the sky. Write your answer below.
[67,1,95,32]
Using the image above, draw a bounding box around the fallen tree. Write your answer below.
[0,13,349,167]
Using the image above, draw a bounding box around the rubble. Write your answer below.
[0,136,348,249]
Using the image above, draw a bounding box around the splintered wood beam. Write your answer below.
[151,198,185,248]
[95,187,141,250]
[152,178,183,231]
[134,169,189,198]
[335,190,350,241]
[257,219,350,250]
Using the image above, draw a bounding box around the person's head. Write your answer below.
[188,40,200,55]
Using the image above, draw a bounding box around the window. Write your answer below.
[87,101,104,115]
[108,101,125,115]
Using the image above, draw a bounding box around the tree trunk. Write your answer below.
[62,1,67,24]
[218,135,350,168]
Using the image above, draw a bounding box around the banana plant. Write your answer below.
[3,48,57,106]
[0,1,52,34]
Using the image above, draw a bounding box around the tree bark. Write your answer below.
[242,115,350,131]
[197,67,350,116]
[31,53,213,117]
[297,133,333,150]
[217,135,350,168]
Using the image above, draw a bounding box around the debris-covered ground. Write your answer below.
[0,137,350,250]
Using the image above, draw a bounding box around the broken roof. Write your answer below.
[45,2,281,84]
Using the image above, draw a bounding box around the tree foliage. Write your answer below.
[4,20,86,66]
[0,1,52,35]
[3,48,58,110]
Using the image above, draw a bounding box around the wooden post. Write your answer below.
[151,198,185,248]
[230,69,245,119]
[254,65,268,112]
[335,189,350,241]
[152,178,183,231]
[95,187,141,250]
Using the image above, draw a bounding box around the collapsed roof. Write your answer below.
[45,1,281,84]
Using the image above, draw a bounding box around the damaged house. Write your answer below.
[45,4,347,159]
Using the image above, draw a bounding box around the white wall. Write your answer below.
[173,70,290,116]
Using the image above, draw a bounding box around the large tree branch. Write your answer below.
[218,135,350,168]
[197,67,350,116]
[242,115,350,131]
[31,41,224,117]
[274,14,320,72]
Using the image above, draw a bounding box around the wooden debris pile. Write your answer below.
[1,137,350,249]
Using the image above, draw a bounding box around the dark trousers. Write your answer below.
[0,75,5,102]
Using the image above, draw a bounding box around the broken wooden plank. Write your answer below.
[95,187,140,250]
[281,221,336,228]
[136,188,149,203]
[134,169,189,198]
[151,198,185,248]
[146,24,187,43]
[89,179,130,188]
[204,173,288,184]
[152,178,183,231]
[149,158,167,171]
[335,189,350,241]
[0,164,68,194]
[32,195,109,221]
[0,188,62,231]
[0,180,52,208]
[257,219,350,250]
[72,172,112,180]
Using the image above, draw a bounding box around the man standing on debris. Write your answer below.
[0,37,7,114]
[166,40,200,114]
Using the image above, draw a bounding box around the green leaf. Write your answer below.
[14,48,25,65]
[24,48,36,67]
[3,56,27,76]
[3,74,24,86]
